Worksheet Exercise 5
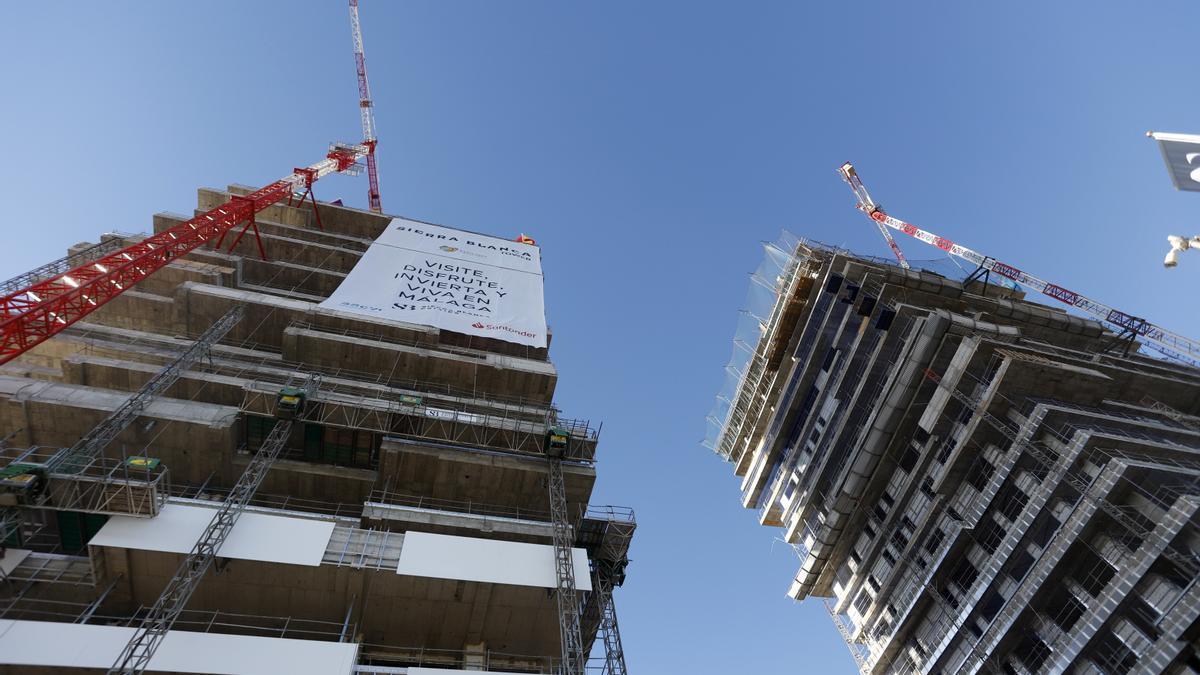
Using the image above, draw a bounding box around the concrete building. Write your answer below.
[706,235,1200,674]
[0,185,633,674]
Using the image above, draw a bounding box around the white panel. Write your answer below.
[0,549,30,576]
[89,503,334,567]
[396,531,591,591]
[0,620,358,674]
[319,218,547,347]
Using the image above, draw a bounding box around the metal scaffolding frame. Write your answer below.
[548,457,584,675]
[575,506,634,675]
[107,372,319,674]
[238,376,599,461]
[0,306,242,546]
[0,238,126,299]
[53,305,245,474]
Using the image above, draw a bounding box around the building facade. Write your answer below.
[0,185,632,674]
[707,236,1200,674]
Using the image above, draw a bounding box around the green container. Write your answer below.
[57,511,109,554]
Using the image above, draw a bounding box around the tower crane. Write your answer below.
[349,0,383,213]
[0,143,369,366]
[839,162,1200,368]
[838,163,910,270]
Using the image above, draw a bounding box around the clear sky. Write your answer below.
[3,2,1200,672]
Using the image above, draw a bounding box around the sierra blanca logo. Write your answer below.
[472,322,485,329]
[394,225,534,261]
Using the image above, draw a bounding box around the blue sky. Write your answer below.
[4,2,1200,672]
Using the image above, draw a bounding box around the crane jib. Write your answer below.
[1041,283,1080,306]
[841,161,1200,365]
[989,261,1022,281]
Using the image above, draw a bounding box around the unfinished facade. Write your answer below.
[0,185,633,674]
[706,236,1200,674]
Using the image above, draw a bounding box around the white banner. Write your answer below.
[319,218,547,347]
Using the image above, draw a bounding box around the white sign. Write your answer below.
[1149,131,1200,192]
[320,218,547,347]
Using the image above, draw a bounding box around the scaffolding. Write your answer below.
[238,376,599,461]
[0,238,125,298]
[107,372,320,674]
[53,305,244,475]
[547,453,585,675]
[575,506,635,675]
[0,306,242,548]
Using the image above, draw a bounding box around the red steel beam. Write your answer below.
[0,146,366,365]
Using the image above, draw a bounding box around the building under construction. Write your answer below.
[706,233,1200,674]
[0,179,633,674]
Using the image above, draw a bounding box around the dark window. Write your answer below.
[867,575,881,593]
[1028,513,1059,549]
[863,523,877,540]
[935,438,954,464]
[243,414,275,450]
[1053,595,1086,631]
[1013,635,1050,670]
[924,528,946,554]
[1073,546,1116,596]
[978,590,1005,622]
[882,549,897,566]
[995,485,1029,522]
[899,445,920,473]
[1007,550,1034,581]
[853,590,871,614]
[821,348,839,371]
[976,518,1006,555]
[966,458,994,492]
[948,560,979,593]
[920,477,936,500]
[956,404,974,424]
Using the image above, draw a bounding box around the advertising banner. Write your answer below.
[319,218,547,348]
[1149,131,1200,192]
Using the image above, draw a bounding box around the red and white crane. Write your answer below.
[839,162,1200,368]
[0,144,369,366]
[349,0,382,213]
[839,163,911,270]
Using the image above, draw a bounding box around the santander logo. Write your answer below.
[468,321,536,339]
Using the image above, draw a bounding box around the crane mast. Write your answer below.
[349,0,383,213]
[840,162,1200,367]
[0,144,367,366]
